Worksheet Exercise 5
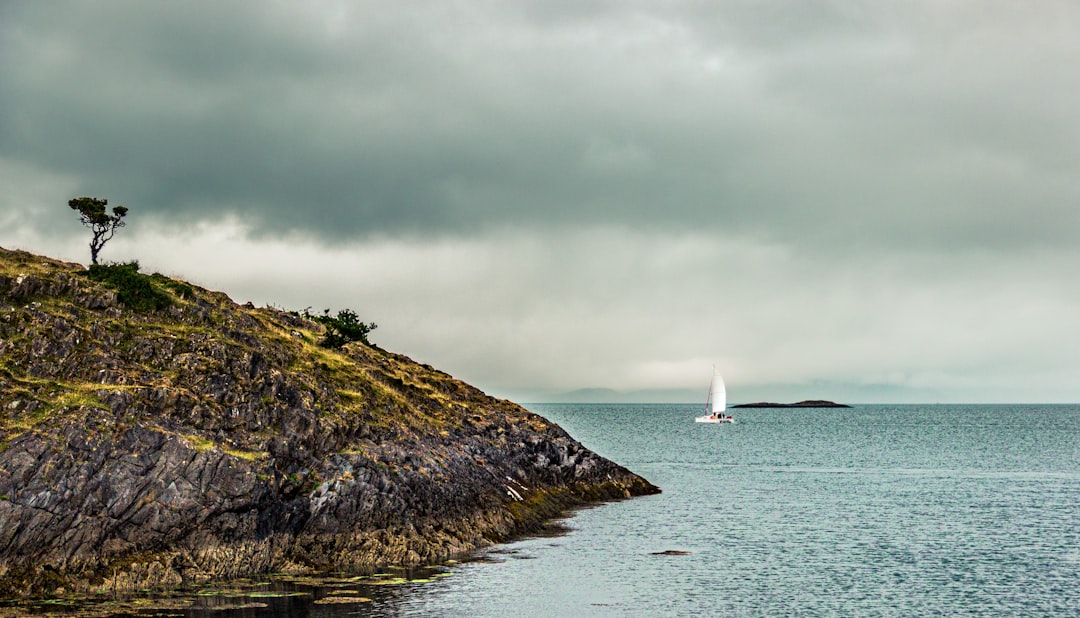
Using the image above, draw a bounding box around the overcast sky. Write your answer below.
[3,1,1079,403]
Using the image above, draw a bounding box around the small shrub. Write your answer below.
[303,308,377,349]
[85,261,172,311]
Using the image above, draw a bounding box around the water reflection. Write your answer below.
[2,564,459,618]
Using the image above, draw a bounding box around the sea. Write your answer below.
[108,404,1080,616]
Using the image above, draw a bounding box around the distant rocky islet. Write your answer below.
[731,400,851,408]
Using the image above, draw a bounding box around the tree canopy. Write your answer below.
[68,196,128,265]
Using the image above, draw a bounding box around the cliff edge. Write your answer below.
[0,247,658,597]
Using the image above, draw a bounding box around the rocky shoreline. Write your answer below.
[0,247,659,599]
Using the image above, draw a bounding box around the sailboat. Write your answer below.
[695,369,734,423]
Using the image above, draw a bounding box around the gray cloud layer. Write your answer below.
[3,1,1079,401]
[6,1,1078,245]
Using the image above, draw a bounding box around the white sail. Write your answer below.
[696,368,733,422]
[710,371,726,413]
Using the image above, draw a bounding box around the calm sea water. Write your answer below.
[177,404,1080,617]
[398,404,1079,617]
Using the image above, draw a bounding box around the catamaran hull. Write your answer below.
[695,416,735,423]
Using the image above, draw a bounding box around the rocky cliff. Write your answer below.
[0,247,658,597]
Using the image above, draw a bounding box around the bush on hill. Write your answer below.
[303,308,378,349]
[84,261,172,311]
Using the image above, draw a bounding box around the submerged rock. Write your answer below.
[0,246,659,597]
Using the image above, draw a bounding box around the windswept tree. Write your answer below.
[68,196,128,265]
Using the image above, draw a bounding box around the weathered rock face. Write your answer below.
[0,247,658,596]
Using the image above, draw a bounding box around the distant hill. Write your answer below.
[535,387,701,404]
[732,400,852,408]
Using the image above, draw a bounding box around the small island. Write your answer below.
[732,400,851,408]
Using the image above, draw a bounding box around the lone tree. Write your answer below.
[68,196,128,265]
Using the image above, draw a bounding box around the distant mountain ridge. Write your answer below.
[533,387,702,404]
[532,388,857,406]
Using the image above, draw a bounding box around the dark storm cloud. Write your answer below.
[5,0,1078,248]
[3,1,680,237]
[4,1,1080,402]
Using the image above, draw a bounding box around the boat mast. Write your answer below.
[704,368,714,415]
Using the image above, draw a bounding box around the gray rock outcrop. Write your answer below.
[0,247,658,597]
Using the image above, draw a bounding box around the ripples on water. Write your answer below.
[97,405,1075,617]
[403,404,1080,617]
